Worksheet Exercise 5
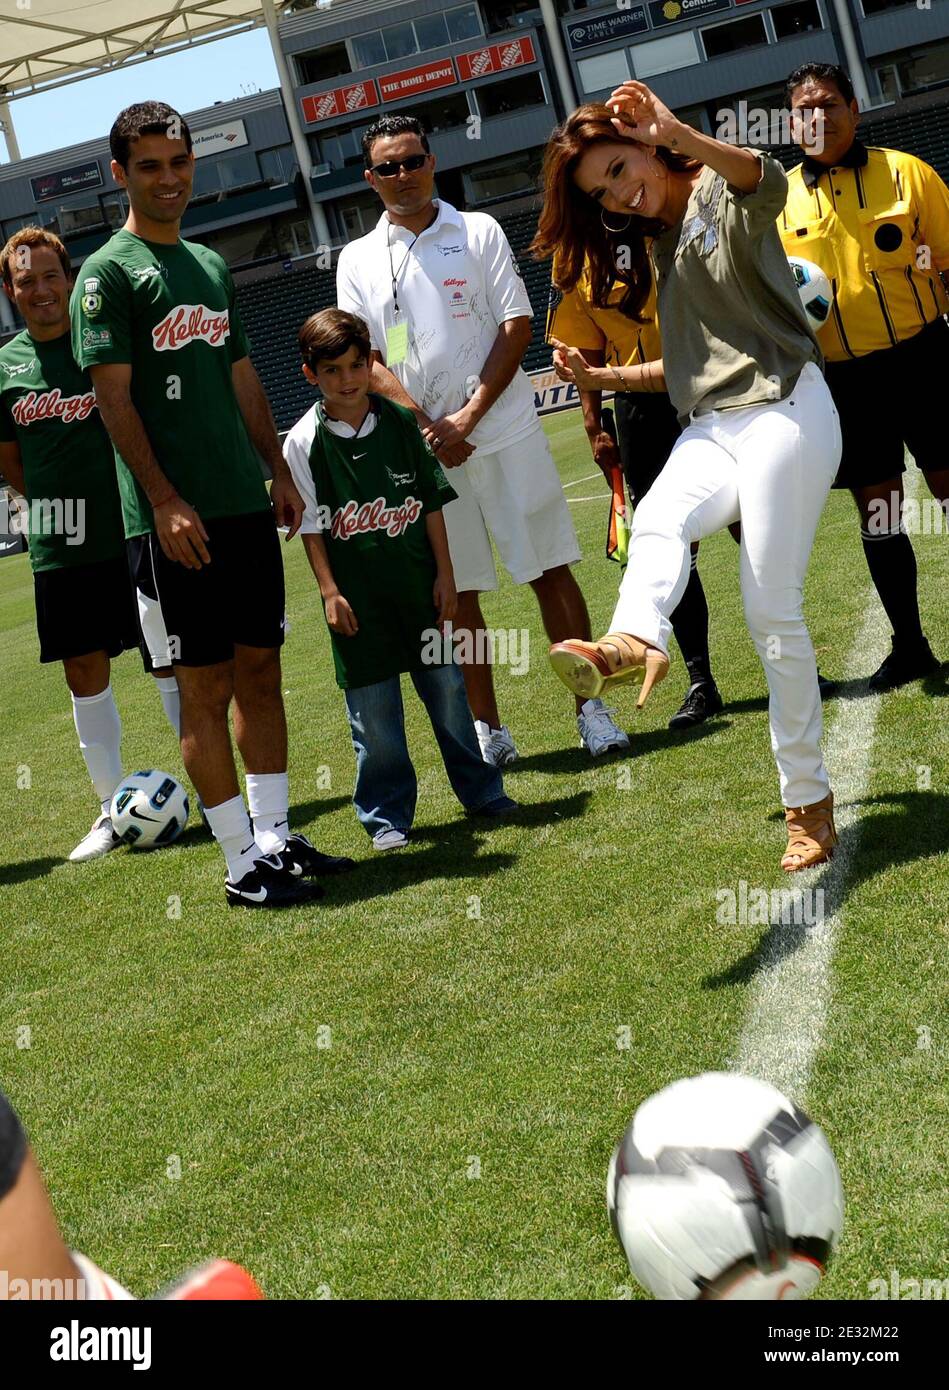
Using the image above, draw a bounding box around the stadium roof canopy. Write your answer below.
[0,0,296,100]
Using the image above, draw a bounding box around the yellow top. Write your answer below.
[780,142,949,361]
[546,254,662,366]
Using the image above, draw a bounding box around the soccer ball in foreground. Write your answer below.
[787,256,833,327]
[110,770,189,849]
[607,1072,844,1300]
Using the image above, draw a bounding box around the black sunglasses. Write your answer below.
[369,153,429,178]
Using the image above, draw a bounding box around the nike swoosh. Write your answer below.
[353,452,367,459]
[129,806,161,822]
[236,887,268,903]
[274,819,288,829]
[240,843,255,856]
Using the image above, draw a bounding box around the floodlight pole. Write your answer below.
[0,99,21,163]
[260,0,332,251]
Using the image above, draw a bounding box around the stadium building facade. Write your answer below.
[1,0,948,426]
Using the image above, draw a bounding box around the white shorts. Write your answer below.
[441,425,581,592]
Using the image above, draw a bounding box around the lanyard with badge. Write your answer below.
[385,208,438,367]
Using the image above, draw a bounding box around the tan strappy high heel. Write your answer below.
[549,632,669,708]
[782,793,837,872]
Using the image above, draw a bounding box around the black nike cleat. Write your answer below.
[868,638,939,693]
[277,833,356,878]
[225,856,325,909]
[668,679,724,731]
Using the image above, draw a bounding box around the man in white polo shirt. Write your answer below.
[336,114,628,761]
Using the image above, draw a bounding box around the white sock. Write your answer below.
[71,686,123,814]
[71,1251,134,1302]
[155,674,181,738]
[245,772,290,855]
[204,795,260,882]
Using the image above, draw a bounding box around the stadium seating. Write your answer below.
[241,94,949,432]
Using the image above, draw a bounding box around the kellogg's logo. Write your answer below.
[152,304,231,352]
[11,388,97,427]
[331,495,423,541]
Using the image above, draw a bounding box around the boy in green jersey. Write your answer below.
[71,102,353,907]
[284,310,516,849]
[0,226,184,862]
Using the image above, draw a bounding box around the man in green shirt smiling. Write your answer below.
[71,102,353,908]
[0,226,182,863]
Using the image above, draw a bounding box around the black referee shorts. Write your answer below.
[824,316,949,490]
[613,390,682,507]
[33,554,140,665]
[140,509,285,667]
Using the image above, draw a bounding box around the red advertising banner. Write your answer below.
[379,58,457,103]
[455,35,536,81]
[301,80,379,125]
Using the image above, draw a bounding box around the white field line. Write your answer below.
[563,472,603,489]
[567,494,608,504]
[733,466,919,1101]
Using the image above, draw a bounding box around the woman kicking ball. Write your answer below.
[536,83,842,871]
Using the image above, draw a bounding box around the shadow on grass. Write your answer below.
[0,856,63,887]
[510,721,726,776]
[315,791,591,906]
[703,789,949,991]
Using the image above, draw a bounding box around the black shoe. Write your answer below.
[868,638,939,692]
[278,833,356,878]
[467,795,520,819]
[668,680,724,731]
[817,670,838,699]
[225,856,325,909]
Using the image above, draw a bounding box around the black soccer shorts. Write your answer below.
[33,554,140,665]
[614,390,683,507]
[824,315,949,490]
[141,509,286,667]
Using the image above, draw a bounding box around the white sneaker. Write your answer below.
[372,828,408,852]
[577,699,630,756]
[68,814,123,863]
[474,720,519,767]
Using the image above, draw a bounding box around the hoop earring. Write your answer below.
[601,209,631,233]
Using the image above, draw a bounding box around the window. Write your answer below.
[59,203,105,234]
[101,193,126,228]
[295,41,350,87]
[466,151,538,203]
[446,4,482,42]
[482,1,541,36]
[260,148,296,185]
[415,92,472,134]
[578,50,630,96]
[875,39,949,96]
[771,0,822,38]
[631,31,700,79]
[217,150,262,190]
[414,14,449,51]
[337,196,379,240]
[702,16,768,59]
[350,30,386,68]
[384,21,418,61]
[860,0,917,13]
[474,71,545,118]
[276,217,316,259]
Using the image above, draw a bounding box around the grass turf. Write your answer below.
[1,407,946,1299]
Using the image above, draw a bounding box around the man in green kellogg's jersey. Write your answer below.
[0,226,184,863]
[71,102,354,908]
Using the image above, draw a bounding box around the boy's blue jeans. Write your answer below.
[343,663,503,837]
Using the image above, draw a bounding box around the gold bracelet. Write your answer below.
[610,364,627,393]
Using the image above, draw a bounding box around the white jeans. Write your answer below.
[610,363,842,808]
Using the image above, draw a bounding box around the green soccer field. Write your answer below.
[1,408,946,1300]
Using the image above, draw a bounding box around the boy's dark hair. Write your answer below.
[299,308,371,370]
[362,115,430,168]
[110,102,193,168]
[785,63,855,107]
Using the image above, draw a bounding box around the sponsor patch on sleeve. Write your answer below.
[82,326,113,349]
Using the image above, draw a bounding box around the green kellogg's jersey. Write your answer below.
[0,329,124,571]
[70,229,269,538]
[283,396,457,689]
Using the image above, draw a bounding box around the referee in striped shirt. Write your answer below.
[781,62,949,690]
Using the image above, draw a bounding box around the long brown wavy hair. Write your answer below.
[529,104,701,323]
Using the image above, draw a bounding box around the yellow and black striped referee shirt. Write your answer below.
[546,254,662,366]
[780,139,949,361]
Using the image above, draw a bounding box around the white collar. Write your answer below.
[376,198,460,242]
[317,397,379,439]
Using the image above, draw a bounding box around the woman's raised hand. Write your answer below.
[549,337,599,391]
[607,81,681,149]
